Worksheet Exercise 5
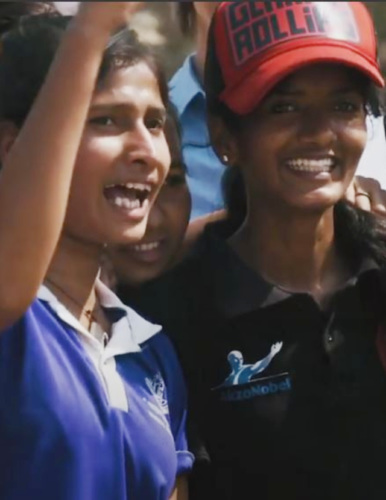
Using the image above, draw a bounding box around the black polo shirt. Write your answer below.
[120,223,386,500]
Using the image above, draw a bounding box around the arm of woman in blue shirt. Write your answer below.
[0,3,142,331]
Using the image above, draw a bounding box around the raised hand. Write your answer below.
[271,342,283,356]
[76,2,144,34]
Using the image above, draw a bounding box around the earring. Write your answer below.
[222,154,229,164]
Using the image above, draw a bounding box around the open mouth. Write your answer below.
[104,182,152,211]
[128,239,165,264]
[285,158,337,174]
[132,241,161,252]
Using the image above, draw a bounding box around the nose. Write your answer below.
[297,109,336,147]
[123,122,158,171]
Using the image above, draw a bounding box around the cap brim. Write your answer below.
[222,44,385,115]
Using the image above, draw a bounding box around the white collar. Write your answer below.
[38,280,161,358]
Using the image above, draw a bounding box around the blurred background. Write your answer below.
[56,2,386,81]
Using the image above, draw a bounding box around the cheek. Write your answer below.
[237,132,279,183]
[347,128,367,161]
[75,136,122,173]
[157,137,172,184]
[161,189,191,239]
[67,138,123,218]
[237,121,282,164]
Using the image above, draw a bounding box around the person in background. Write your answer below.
[171,2,386,220]
[0,4,192,499]
[0,1,57,25]
[127,2,386,498]
[109,104,191,288]
[169,3,224,219]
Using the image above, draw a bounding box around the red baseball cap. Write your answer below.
[211,2,384,115]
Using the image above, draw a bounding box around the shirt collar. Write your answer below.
[169,53,205,116]
[202,222,382,319]
[208,239,291,318]
[38,280,161,356]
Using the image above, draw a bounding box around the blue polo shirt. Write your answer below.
[0,281,193,500]
[170,54,226,219]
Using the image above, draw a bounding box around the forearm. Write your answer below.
[169,476,189,500]
[252,353,273,373]
[0,19,110,326]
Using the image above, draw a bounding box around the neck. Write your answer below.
[193,18,209,84]
[45,234,102,316]
[230,205,349,306]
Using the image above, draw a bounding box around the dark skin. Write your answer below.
[215,64,368,308]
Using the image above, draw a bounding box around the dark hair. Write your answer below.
[222,166,386,268]
[0,1,57,35]
[175,2,196,37]
[205,13,386,268]
[0,14,169,128]
[334,201,386,269]
[165,103,186,173]
[166,103,182,146]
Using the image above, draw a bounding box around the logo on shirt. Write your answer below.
[214,342,291,402]
[144,373,170,431]
[220,342,283,387]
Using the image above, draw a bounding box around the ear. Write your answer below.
[207,114,240,167]
[0,121,18,163]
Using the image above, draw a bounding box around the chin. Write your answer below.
[288,188,345,212]
[109,222,149,246]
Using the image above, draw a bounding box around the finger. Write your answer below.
[368,187,386,216]
[352,176,381,213]
[354,193,372,212]
[126,2,145,15]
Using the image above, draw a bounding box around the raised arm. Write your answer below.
[250,342,283,375]
[0,3,142,330]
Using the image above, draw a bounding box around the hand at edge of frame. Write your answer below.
[345,175,386,216]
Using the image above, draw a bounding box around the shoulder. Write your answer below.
[140,329,177,360]
[169,54,194,92]
[169,53,203,116]
[124,303,162,346]
[139,330,188,405]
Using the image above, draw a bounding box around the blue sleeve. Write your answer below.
[150,332,195,476]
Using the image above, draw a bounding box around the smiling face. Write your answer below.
[222,64,367,215]
[63,62,170,247]
[110,113,191,286]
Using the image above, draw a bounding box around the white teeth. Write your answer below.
[133,241,160,252]
[111,196,140,210]
[121,198,140,210]
[125,182,151,193]
[105,182,152,193]
[286,158,335,172]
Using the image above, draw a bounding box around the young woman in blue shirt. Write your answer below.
[0,3,192,499]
